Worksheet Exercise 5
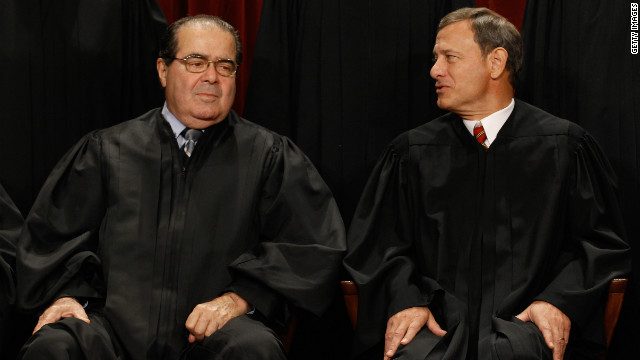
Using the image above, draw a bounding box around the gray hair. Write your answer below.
[439,7,522,88]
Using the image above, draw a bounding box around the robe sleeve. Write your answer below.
[0,183,23,306]
[533,132,631,341]
[227,136,347,320]
[16,132,106,311]
[343,137,441,351]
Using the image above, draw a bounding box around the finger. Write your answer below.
[401,314,439,345]
[562,320,571,344]
[33,307,90,334]
[204,318,220,338]
[553,337,566,360]
[185,311,201,333]
[540,326,554,350]
[384,322,408,359]
[68,309,91,324]
[188,333,196,344]
[33,306,68,334]
[400,321,422,345]
[425,316,447,337]
[553,344,564,360]
[552,327,568,360]
[515,309,529,322]
[33,317,55,334]
[193,317,211,342]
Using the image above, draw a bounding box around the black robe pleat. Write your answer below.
[0,183,24,355]
[16,109,346,360]
[345,100,630,359]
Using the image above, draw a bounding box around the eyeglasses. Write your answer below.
[171,55,238,77]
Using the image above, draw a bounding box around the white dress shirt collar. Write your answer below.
[462,98,515,147]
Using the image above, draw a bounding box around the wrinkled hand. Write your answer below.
[516,301,571,360]
[185,292,250,343]
[384,306,446,360]
[33,297,90,334]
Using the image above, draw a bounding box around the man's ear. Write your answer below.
[489,47,508,80]
[157,58,168,87]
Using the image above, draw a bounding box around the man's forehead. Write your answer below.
[433,20,475,52]
[175,25,235,55]
[176,24,229,43]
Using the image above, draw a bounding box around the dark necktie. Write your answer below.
[182,128,202,160]
[473,122,488,149]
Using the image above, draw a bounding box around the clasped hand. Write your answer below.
[185,292,250,343]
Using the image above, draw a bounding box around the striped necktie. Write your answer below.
[182,128,203,159]
[473,122,488,149]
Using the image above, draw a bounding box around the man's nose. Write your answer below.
[202,63,219,82]
[430,58,444,79]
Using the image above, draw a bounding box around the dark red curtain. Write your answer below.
[476,0,527,29]
[156,0,263,116]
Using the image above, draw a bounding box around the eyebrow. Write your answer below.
[433,48,461,55]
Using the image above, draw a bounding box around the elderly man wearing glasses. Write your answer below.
[16,15,346,360]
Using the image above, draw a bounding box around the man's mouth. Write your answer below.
[435,84,448,94]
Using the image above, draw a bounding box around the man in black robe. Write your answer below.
[344,7,630,360]
[16,15,346,360]
[0,183,24,355]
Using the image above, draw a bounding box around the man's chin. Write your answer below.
[436,98,451,111]
[181,111,228,129]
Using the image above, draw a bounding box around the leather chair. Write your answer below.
[340,278,628,359]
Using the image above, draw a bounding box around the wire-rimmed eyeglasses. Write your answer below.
[171,55,238,77]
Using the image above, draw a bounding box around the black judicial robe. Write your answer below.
[16,109,346,359]
[344,100,630,359]
[0,183,23,353]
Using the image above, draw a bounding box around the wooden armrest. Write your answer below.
[341,280,358,329]
[603,278,628,348]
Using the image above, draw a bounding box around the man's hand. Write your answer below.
[185,292,250,343]
[33,297,90,334]
[516,301,571,360]
[384,306,446,360]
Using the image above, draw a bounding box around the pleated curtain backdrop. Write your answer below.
[0,0,166,216]
[0,1,167,356]
[244,0,477,227]
[518,1,640,358]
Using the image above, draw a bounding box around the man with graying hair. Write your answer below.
[345,7,630,360]
[17,14,346,360]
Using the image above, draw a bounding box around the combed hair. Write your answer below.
[159,14,243,66]
[439,7,522,88]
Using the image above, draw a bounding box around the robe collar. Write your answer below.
[461,98,515,147]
